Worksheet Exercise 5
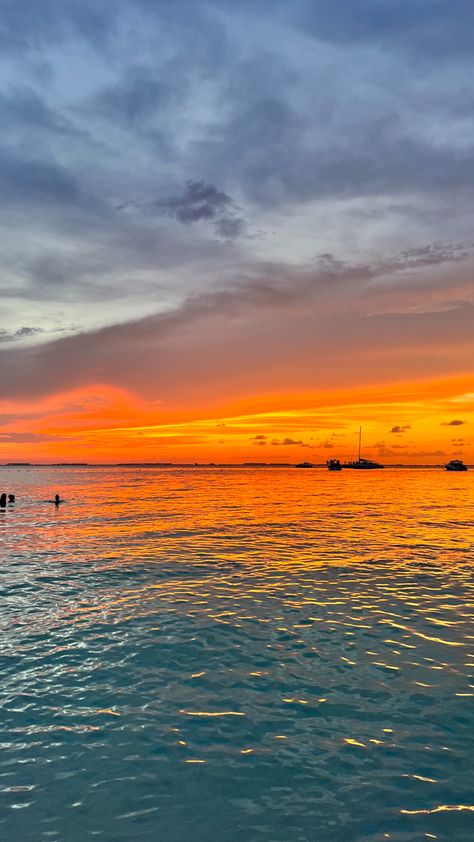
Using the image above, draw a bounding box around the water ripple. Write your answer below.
[0,466,473,841]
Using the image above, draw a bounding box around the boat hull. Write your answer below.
[345,462,384,469]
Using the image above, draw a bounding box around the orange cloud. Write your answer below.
[0,374,472,464]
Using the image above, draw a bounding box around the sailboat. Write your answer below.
[344,427,384,469]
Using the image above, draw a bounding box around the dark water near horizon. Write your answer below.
[1,466,473,842]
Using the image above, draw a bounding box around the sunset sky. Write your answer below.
[0,0,473,464]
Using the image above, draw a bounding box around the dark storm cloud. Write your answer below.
[440,420,466,426]
[390,425,411,433]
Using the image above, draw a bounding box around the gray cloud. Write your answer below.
[296,0,474,60]
[121,181,247,240]
[0,326,44,343]
[199,103,474,207]
[440,419,466,426]
[0,0,113,55]
[0,152,82,208]
[0,0,473,394]
[0,243,473,405]
[93,67,181,129]
[390,425,411,433]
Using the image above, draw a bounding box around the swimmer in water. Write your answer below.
[0,493,6,507]
[8,494,15,503]
[46,493,64,504]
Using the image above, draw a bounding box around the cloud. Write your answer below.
[375,441,409,457]
[0,0,472,428]
[0,0,472,344]
[121,181,247,240]
[0,431,71,443]
[0,326,44,343]
[0,244,473,409]
[406,450,447,458]
[0,152,83,209]
[254,433,309,447]
[440,419,466,426]
[0,0,113,56]
[296,0,474,60]
[390,424,411,433]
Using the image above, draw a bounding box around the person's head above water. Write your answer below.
[55,494,60,504]
[0,493,7,506]
[8,494,15,503]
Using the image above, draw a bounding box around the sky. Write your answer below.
[0,0,473,464]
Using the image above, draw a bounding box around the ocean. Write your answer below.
[1,466,473,842]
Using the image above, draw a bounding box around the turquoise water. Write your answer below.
[1,466,473,841]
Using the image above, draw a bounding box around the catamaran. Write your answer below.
[344,428,384,469]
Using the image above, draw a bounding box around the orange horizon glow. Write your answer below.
[1,374,473,465]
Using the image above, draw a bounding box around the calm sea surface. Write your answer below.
[0,466,473,842]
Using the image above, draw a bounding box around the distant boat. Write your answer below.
[327,459,342,471]
[344,428,384,470]
[445,459,468,471]
[295,461,313,468]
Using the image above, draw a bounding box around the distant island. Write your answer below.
[1,462,467,469]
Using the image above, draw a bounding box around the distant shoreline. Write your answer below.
[0,462,470,469]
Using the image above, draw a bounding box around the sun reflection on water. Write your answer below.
[0,466,473,841]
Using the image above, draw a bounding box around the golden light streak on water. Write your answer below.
[0,465,473,841]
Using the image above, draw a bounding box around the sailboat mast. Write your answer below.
[358,427,361,462]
